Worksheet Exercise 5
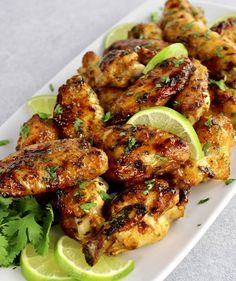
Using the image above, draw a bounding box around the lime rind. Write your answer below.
[142,43,188,74]
[208,12,236,28]
[55,236,134,281]
[127,106,203,160]
[27,95,57,117]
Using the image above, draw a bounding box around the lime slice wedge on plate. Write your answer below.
[55,236,134,281]
[127,106,203,160]
[208,12,236,28]
[27,95,57,117]
[21,242,74,281]
[104,22,137,48]
[142,43,188,74]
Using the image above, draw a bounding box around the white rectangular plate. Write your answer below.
[1,0,236,280]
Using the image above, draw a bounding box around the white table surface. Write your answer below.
[0,0,235,280]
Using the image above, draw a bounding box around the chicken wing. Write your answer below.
[16,114,60,150]
[211,18,236,43]
[161,0,236,88]
[93,124,190,183]
[128,23,163,40]
[79,50,144,89]
[171,59,210,124]
[83,179,185,265]
[53,75,104,141]
[110,57,195,124]
[0,139,108,197]
[57,177,109,242]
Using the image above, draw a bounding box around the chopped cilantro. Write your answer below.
[197,197,210,205]
[76,179,88,188]
[156,83,162,88]
[98,190,111,201]
[155,154,167,161]
[215,46,224,58]
[74,118,83,132]
[74,190,84,198]
[181,21,195,32]
[225,178,235,186]
[102,112,113,122]
[46,166,58,181]
[204,30,210,40]
[54,104,63,114]
[38,112,51,120]
[119,131,126,136]
[124,136,137,155]
[143,179,156,195]
[204,116,213,127]
[20,125,30,140]
[0,139,10,146]
[202,143,210,156]
[160,76,170,84]
[150,12,159,23]
[80,202,97,212]
[173,100,180,106]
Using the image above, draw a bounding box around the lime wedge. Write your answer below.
[27,95,57,117]
[104,23,137,48]
[55,236,134,281]
[208,12,236,28]
[143,43,188,74]
[127,106,203,160]
[20,241,74,281]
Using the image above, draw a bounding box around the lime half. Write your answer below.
[55,236,134,281]
[208,12,236,28]
[21,242,74,281]
[104,23,137,48]
[143,43,188,74]
[27,95,57,117]
[127,106,203,160]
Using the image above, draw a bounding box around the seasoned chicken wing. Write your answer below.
[79,50,144,88]
[83,179,185,265]
[53,75,104,141]
[161,0,236,88]
[110,57,195,124]
[0,139,108,197]
[128,23,163,40]
[16,114,60,150]
[93,124,190,183]
[172,59,210,124]
[57,177,108,242]
[211,18,236,43]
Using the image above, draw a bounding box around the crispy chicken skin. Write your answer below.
[57,177,109,242]
[195,114,235,180]
[16,114,60,150]
[79,50,144,89]
[172,59,210,124]
[110,58,195,124]
[93,124,190,183]
[0,139,108,197]
[83,179,185,266]
[53,75,104,141]
[211,18,236,43]
[103,39,169,65]
[209,86,236,128]
[161,0,236,88]
[128,23,163,40]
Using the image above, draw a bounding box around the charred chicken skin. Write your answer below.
[211,17,236,43]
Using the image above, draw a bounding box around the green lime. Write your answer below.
[55,236,134,281]
[127,106,203,160]
[104,22,137,48]
[208,12,236,28]
[142,43,188,74]
[27,95,57,117]
[20,240,74,281]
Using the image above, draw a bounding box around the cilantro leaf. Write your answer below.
[0,140,10,146]
[20,125,30,140]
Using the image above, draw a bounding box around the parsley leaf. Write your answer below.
[20,125,30,140]
[124,136,137,155]
[80,202,97,212]
[150,12,159,23]
[197,197,210,205]
[225,178,235,186]
[98,191,111,201]
[0,140,10,146]
[102,112,113,122]
[204,116,213,127]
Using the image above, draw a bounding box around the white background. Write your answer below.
[0,0,235,280]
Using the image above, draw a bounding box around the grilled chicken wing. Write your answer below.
[93,124,190,183]
[128,23,163,40]
[110,57,195,124]
[16,114,60,150]
[57,177,108,242]
[104,38,169,65]
[83,179,185,265]
[172,59,210,124]
[79,50,144,89]
[53,75,104,141]
[211,18,236,43]
[0,139,108,197]
[161,0,236,88]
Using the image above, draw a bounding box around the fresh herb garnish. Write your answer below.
[173,100,180,106]
[54,104,63,114]
[209,79,236,94]
[119,131,126,136]
[80,202,97,212]
[204,30,210,40]
[0,196,53,266]
[225,178,235,186]
[102,112,113,122]
[215,46,224,58]
[0,139,10,146]
[202,143,210,156]
[76,179,88,188]
[46,166,58,181]
[74,190,84,198]
[204,116,213,127]
[124,136,137,155]
[150,12,159,23]
[20,125,30,140]
[156,83,162,88]
[143,179,156,195]
[181,21,195,32]
[173,58,185,67]
[98,190,111,201]
[38,112,51,120]
[155,154,167,161]
[160,76,170,84]
[74,118,83,132]
[197,197,210,205]
[49,84,54,92]
[126,92,133,96]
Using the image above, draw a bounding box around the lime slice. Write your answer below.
[142,43,188,74]
[21,241,74,281]
[104,23,137,48]
[27,95,57,117]
[208,12,236,28]
[127,106,203,160]
[55,236,134,281]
